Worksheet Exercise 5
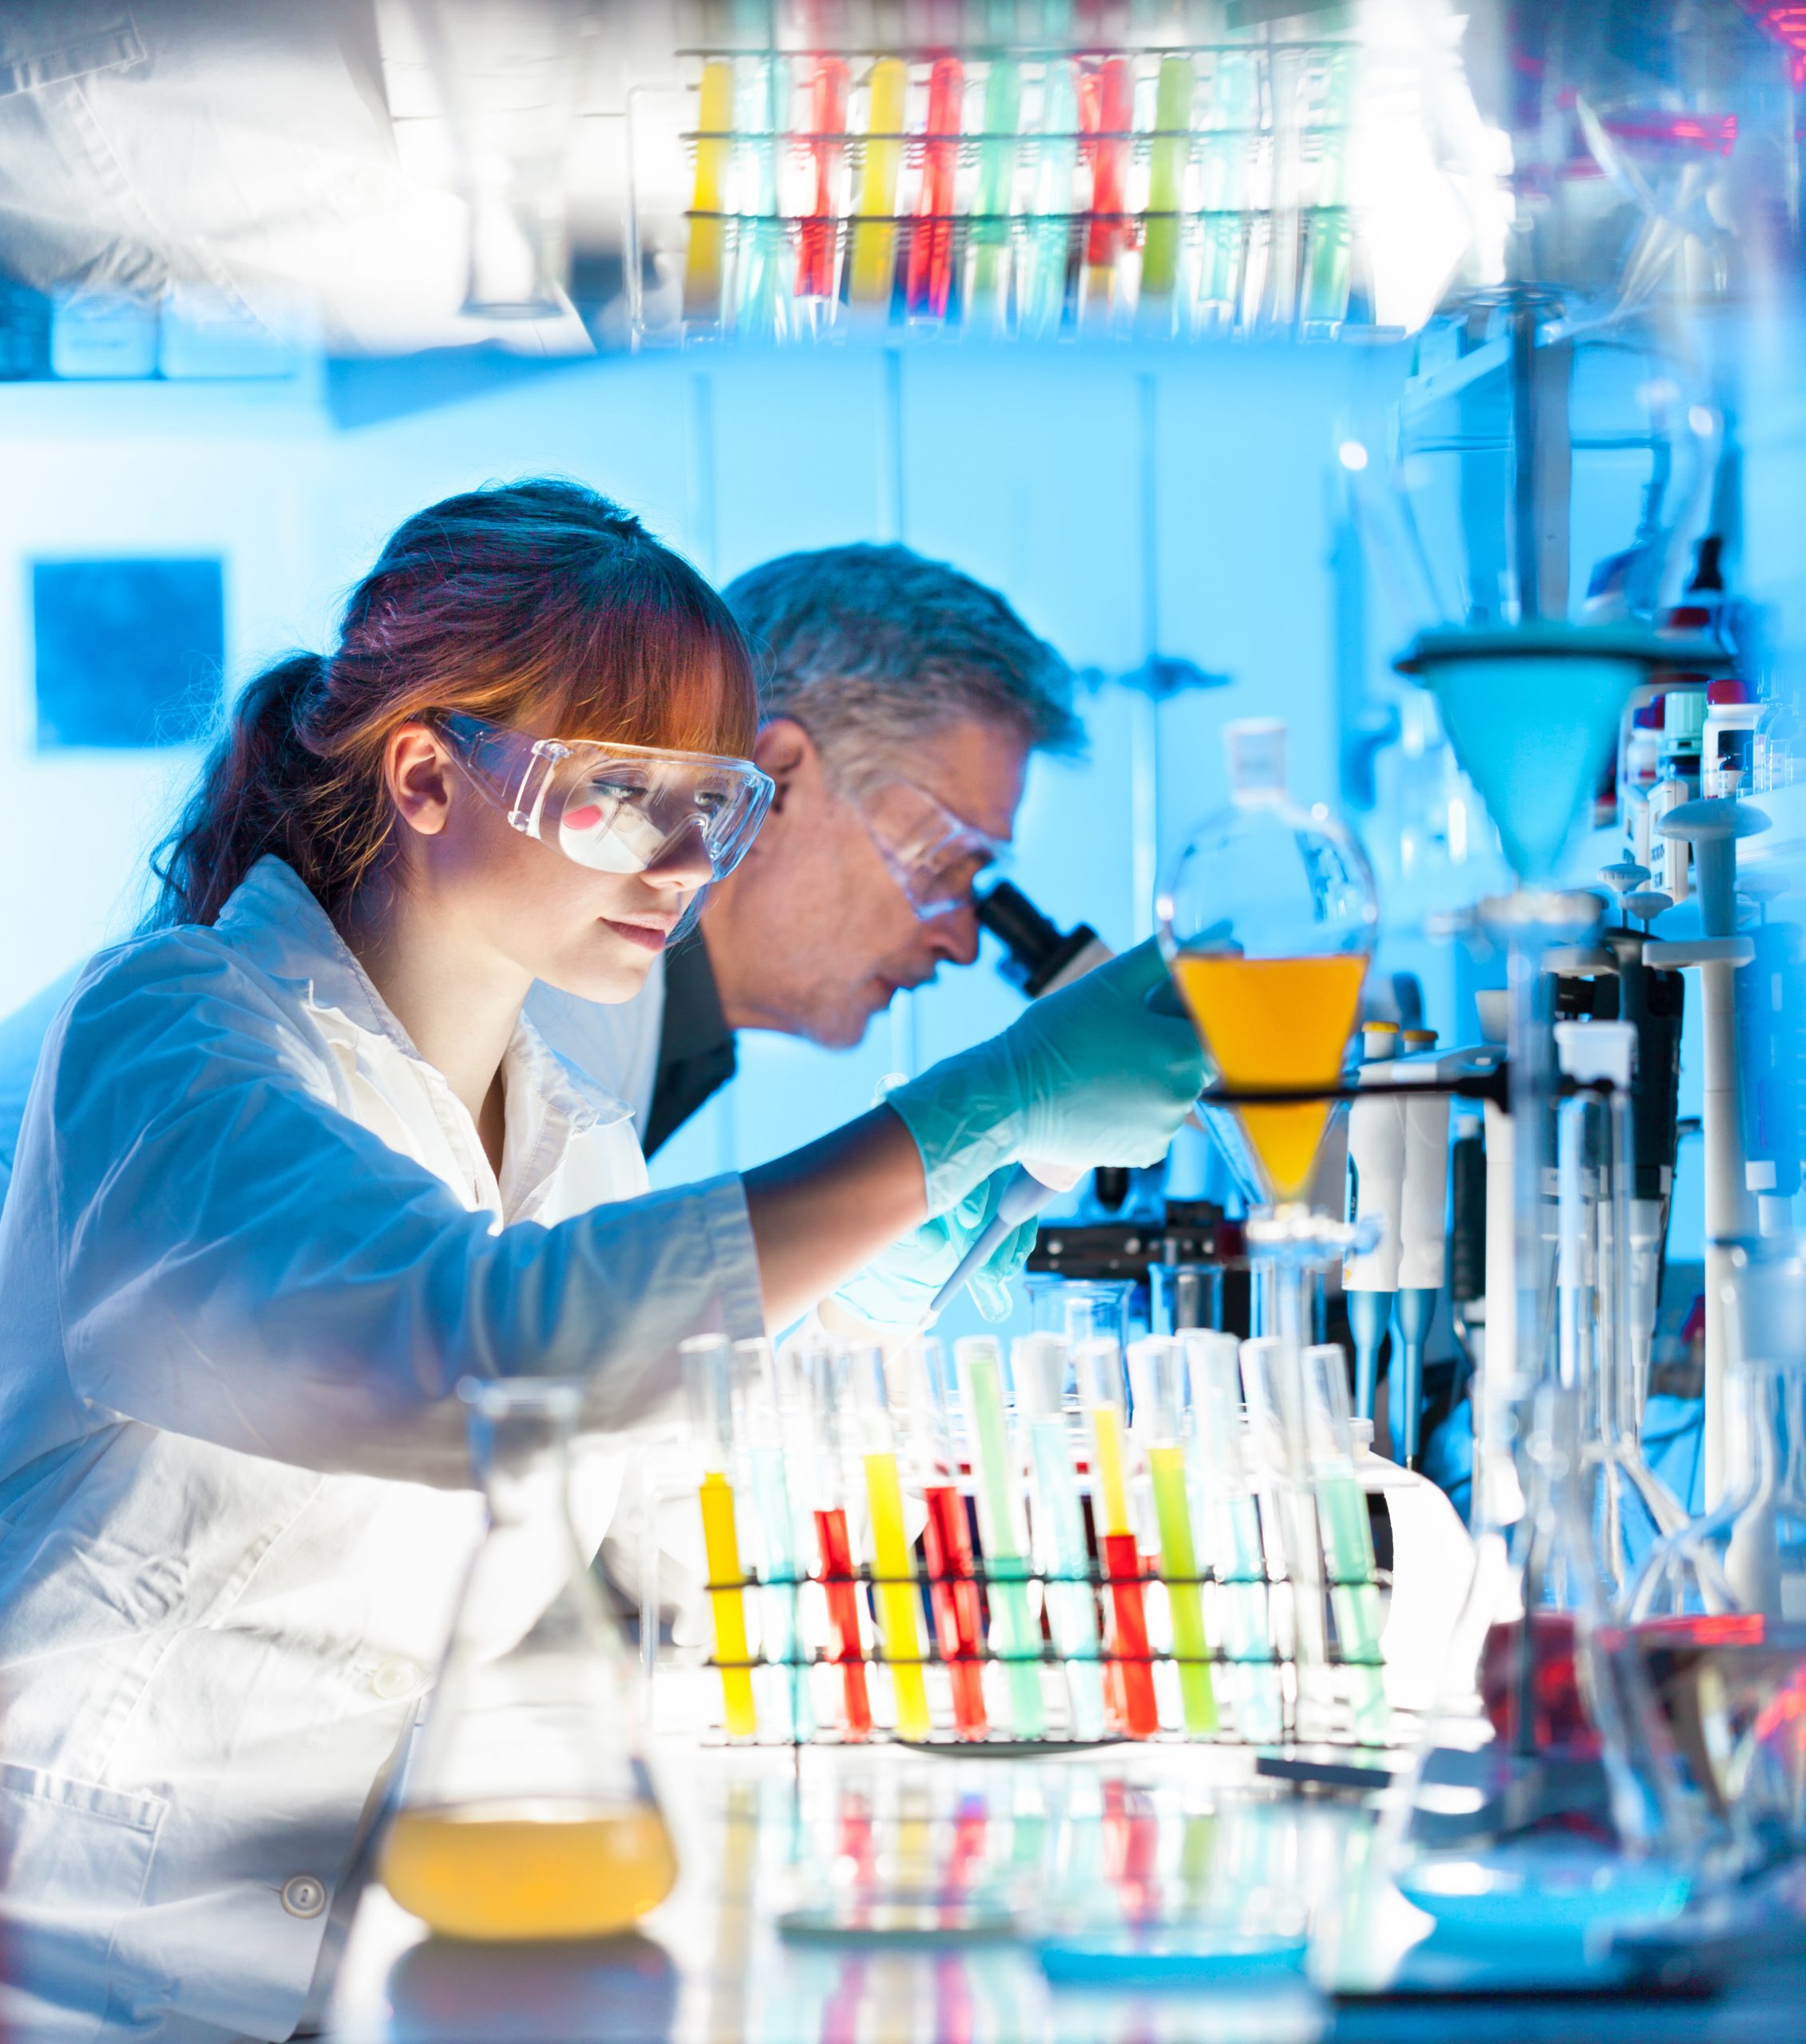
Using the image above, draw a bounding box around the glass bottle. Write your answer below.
[1625,1238,1806,1872]
[380,1378,677,1940]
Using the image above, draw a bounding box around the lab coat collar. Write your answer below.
[213,857,629,1139]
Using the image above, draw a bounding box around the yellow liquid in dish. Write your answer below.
[382,1801,677,1941]
[1170,953,1369,1202]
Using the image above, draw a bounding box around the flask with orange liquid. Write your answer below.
[379,1380,677,1940]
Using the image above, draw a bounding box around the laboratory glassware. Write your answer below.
[1015,1333,1107,1741]
[684,1335,758,1739]
[1131,1336,1218,1735]
[1242,1335,1335,1741]
[1028,1275,1138,1353]
[380,1379,677,1939]
[847,1344,933,1740]
[953,1336,1048,1738]
[1626,1238,1806,1874]
[733,1336,812,1741]
[1301,1342,1390,1742]
[1149,1262,1224,1337]
[1076,1337,1159,1738]
[794,1333,873,1739]
[896,1338,988,1740]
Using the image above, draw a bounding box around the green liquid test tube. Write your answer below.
[955,1338,1046,1738]
[1302,1343,1388,1740]
[968,58,1022,331]
[1140,53,1194,311]
[1149,1445,1217,1733]
[1016,1336,1106,1741]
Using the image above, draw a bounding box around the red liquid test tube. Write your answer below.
[1101,1529,1160,1738]
[798,57,850,299]
[1083,55,1134,275]
[906,57,964,321]
[923,1482,988,1738]
[815,1505,873,1737]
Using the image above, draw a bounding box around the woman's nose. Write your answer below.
[643,815,715,892]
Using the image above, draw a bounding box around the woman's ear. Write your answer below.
[384,723,454,838]
[751,717,814,816]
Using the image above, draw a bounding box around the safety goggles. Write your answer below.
[846,770,1010,922]
[437,711,774,881]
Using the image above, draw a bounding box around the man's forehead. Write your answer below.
[898,715,1030,843]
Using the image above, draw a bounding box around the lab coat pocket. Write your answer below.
[0,1762,168,2026]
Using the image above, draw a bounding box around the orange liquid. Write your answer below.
[1170,953,1368,1201]
[382,1800,677,1941]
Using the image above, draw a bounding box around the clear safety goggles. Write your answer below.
[438,711,775,881]
[848,771,1009,922]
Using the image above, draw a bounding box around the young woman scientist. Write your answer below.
[0,481,1201,2040]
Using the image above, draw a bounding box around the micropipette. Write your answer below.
[954,1336,1047,1738]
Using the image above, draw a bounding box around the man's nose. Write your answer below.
[928,903,980,967]
[643,816,715,892]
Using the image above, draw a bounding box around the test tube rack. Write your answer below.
[663,1515,1400,1753]
[628,32,1376,345]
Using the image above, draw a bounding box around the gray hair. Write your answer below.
[723,544,1082,769]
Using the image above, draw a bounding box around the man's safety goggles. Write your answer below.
[438,711,775,881]
[849,772,1009,922]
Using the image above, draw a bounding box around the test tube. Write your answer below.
[797,1336,873,1739]
[965,56,1022,332]
[734,1337,813,1741]
[1128,1337,1218,1735]
[682,1334,758,1739]
[1076,1337,1159,1738]
[897,1340,988,1739]
[907,56,964,323]
[683,57,736,327]
[730,46,790,338]
[797,57,851,307]
[848,1345,933,1740]
[1300,46,1356,329]
[953,1337,1048,1739]
[1184,1331,1283,1744]
[1301,1344,1389,1741]
[1079,54,1133,327]
[849,56,908,312]
[1020,56,1078,339]
[1242,1336,1333,1739]
[1139,53,1194,323]
[1196,46,1254,329]
[1015,1335,1107,1741]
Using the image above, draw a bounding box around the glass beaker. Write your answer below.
[381,1378,677,1940]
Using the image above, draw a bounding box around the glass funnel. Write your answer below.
[1625,1238,1806,1875]
[380,1379,677,1941]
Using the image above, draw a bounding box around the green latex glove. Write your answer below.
[885,938,1205,1215]
[833,1165,1039,1326]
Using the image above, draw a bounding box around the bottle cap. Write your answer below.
[1663,690,1707,739]
[1402,1028,1438,1048]
[1706,677,1752,705]
[1224,718,1286,801]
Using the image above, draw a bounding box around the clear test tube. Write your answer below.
[1131,1337,1218,1734]
[1184,1331,1283,1744]
[953,1337,1048,1739]
[895,1340,988,1740]
[846,1345,933,1740]
[1014,1334,1107,1741]
[681,1334,758,1739]
[1075,1338,1159,1738]
[794,1335,873,1740]
[1241,1335,1333,1739]
[732,1338,812,1741]
[1300,1344,1389,1742]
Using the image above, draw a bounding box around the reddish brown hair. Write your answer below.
[150,479,755,926]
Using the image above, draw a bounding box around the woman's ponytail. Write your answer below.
[146,652,328,929]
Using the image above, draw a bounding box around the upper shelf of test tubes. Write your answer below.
[635,26,1375,344]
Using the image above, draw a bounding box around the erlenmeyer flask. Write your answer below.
[1626,1237,1806,1872]
[380,1378,677,1940]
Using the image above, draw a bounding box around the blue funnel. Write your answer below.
[1396,625,1720,885]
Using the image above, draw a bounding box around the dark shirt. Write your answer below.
[642,931,738,1158]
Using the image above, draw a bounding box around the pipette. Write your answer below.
[954,1336,1048,1737]
[849,1345,933,1739]
[898,1340,987,1738]
[798,1336,873,1738]
[1184,1331,1282,1744]
[1130,1337,1218,1734]
[1301,1343,1389,1741]
[1078,1338,1159,1738]
[1015,1334,1107,1740]
[683,1336,758,1740]
[848,57,907,313]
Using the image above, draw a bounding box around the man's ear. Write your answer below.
[751,717,816,815]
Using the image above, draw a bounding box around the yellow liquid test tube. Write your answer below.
[698,1471,758,1738]
[863,1450,932,1739]
[1149,1445,1218,1733]
[1091,1400,1131,1536]
[683,58,735,325]
[849,57,907,311]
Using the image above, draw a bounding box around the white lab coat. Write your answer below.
[0,858,763,2043]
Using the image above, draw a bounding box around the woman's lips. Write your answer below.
[601,917,671,953]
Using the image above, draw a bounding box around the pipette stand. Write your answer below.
[1646,796,1768,1503]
